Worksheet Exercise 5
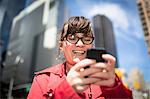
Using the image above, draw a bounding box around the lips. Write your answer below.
[72,50,86,55]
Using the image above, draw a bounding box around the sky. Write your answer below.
[65,0,150,82]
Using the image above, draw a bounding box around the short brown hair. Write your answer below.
[60,16,93,41]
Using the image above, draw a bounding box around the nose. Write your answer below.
[76,39,84,47]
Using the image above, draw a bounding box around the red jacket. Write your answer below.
[28,63,132,99]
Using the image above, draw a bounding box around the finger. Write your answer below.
[91,62,107,69]
[72,77,84,85]
[102,54,116,66]
[67,70,80,78]
[91,62,109,73]
[73,58,80,63]
[90,72,115,80]
[102,54,116,71]
[94,79,115,87]
[72,76,100,85]
[90,72,109,79]
[80,67,103,77]
[82,77,100,85]
[72,59,96,71]
[75,84,89,93]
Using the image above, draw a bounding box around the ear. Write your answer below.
[92,43,94,47]
[59,41,63,51]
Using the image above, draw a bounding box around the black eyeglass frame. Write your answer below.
[62,34,94,45]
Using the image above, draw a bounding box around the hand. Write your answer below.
[66,59,102,93]
[89,54,116,87]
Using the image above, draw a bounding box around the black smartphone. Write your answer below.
[84,48,107,69]
[86,48,107,62]
[84,48,107,78]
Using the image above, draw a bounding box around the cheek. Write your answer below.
[89,44,93,48]
[63,42,74,58]
[63,42,73,51]
[86,44,93,49]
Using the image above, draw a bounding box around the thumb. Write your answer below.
[73,58,80,63]
[72,59,96,71]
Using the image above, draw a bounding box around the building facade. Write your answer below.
[2,0,68,86]
[92,15,118,67]
[1,0,69,98]
[137,0,150,54]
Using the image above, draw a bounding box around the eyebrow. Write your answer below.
[74,33,84,37]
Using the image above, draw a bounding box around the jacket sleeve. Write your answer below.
[53,79,85,99]
[100,74,133,99]
[27,77,44,99]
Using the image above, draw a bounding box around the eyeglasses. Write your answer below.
[64,34,94,45]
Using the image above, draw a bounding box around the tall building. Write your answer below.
[2,0,68,87]
[137,0,150,54]
[2,0,69,98]
[92,15,118,67]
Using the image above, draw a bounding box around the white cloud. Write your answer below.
[81,3,129,31]
[78,2,144,39]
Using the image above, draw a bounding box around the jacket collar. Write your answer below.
[35,63,66,77]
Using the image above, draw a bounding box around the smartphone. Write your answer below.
[84,48,107,77]
[86,48,107,62]
[84,48,107,70]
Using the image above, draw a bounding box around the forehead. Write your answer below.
[75,33,84,36]
[69,32,93,37]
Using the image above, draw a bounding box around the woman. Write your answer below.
[28,16,132,99]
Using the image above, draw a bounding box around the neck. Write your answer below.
[65,61,74,74]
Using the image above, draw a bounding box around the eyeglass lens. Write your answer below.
[66,34,94,45]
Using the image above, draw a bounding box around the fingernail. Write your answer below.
[80,68,84,72]
[73,58,80,63]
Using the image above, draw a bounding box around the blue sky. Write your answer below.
[65,0,150,82]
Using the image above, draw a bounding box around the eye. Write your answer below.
[84,37,92,41]
[70,35,76,40]
[67,34,77,41]
[68,35,75,40]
